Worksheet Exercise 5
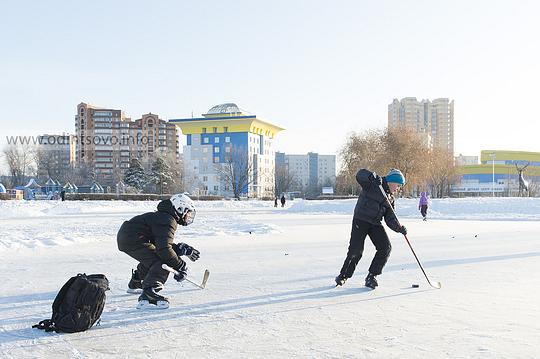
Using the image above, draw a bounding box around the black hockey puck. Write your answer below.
[411,284,419,288]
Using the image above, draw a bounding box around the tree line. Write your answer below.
[1,143,182,194]
[335,125,458,198]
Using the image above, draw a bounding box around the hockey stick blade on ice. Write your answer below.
[378,185,442,289]
[162,264,210,289]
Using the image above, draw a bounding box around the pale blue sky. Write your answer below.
[1,0,539,172]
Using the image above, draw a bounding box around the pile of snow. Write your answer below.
[0,199,278,220]
[2,197,540,221]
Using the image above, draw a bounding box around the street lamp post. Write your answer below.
[489,153,496,197]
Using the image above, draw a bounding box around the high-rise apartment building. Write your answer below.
[75,103,179,186]
[388,97,454,153]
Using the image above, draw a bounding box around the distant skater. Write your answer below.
[419,191,429,221]
[274,197,278,207]
[280,194,286,207]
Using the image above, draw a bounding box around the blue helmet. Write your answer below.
[385,169,405,185]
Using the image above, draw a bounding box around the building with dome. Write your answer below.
[170,103,285,198]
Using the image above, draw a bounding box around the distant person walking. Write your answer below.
[419,192,429,221]
[274,197,278,207]
[60,189,66,202]
[280,194,286,207]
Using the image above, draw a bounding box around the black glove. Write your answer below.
[369,173,383,186]
[173,243,200,262]
[399,225,407,235]
[173,261,187,282]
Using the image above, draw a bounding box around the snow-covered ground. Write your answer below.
[1,198,539,358]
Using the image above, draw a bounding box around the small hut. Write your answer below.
[90,182,104,194]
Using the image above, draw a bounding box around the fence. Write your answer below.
[65,193,224,201]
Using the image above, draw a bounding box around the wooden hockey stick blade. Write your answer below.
[200,269,210,289]
[162,264,209,289]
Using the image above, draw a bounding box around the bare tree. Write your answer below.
[2,143,37,187]
[275,164,297,197]
[35,147,74,183]
[161,150,183,194]
[379,125,429,196]
[215,146,255,199]
[424,146,459,198]
[338,129,386,195]
[67,162,94,186]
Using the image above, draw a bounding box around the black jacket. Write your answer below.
[117,199,184,269]
[353,169,401,233]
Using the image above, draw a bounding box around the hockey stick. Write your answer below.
[162,264,210,289]
[379,185,442,289]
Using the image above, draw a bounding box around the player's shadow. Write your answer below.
[0,291,57,315]
[95,284,426,331]
[0,284,428,345]
[271,251,540,285]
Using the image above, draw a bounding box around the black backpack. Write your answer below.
[33,274,109,333]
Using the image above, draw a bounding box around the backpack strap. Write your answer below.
[32,319,58,332]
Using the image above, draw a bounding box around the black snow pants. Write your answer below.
[420,205,428,218]
[339,218,392,278]
[123,245,170,289]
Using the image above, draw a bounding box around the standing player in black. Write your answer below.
[335,168,407,289]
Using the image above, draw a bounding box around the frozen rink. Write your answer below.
[1,198,539,358]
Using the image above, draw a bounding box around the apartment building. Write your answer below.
[276,152,336,193]
[170,103,284,198]
[75,103,178,186]
[388,97,454,153]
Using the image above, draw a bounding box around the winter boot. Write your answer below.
[137,286,170,309]
[127,269,143,294]
[365,273,378,289]
[335,274,347,287]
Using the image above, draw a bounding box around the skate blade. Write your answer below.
[127,288,143,294]
[136,300,169,310]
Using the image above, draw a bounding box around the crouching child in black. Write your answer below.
[117,194,200,309]
[335,168,407,289]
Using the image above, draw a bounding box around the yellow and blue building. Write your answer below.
[453,150,540,196]
[170,103,284,198]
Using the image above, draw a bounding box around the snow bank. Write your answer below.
[2,197,540,221]
[0,199,277,219]
[286,197,540,221]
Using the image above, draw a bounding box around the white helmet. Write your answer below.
[170,193,196,226]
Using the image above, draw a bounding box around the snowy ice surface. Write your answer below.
[0,198,539,358]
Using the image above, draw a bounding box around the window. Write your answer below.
[203,176,208,182]
[225,136,230,143]
[213,127,217,133]
[203,137,209,144]
[214,137,220,143]
[214,185,219,191]
[224,127,228,132]
[202,128,207,133]
[214,147,220,153]
[214,156,220,163]
[225,146,231,153]
[202,147,208,153]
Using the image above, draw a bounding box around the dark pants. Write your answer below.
[420,205,428,218]
[339,218,392,278]
[123,245,170,289]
